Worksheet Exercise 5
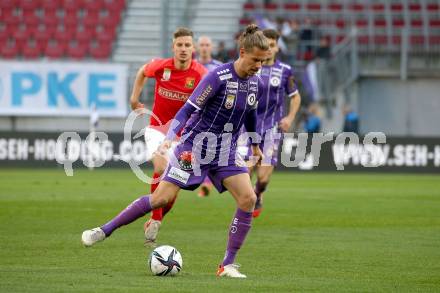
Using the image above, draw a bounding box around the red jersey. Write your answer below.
[144,58,207,131]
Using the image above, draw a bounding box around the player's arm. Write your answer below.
[279,75,301,132]
[158,72,219,153]
[130,64,149,110]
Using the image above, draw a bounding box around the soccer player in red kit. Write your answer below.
[129,27,207,246]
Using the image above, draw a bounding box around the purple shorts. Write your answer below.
[162,143,248,193]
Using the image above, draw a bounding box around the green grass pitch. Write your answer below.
[0,169,439,292]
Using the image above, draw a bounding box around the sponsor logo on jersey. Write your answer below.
[158,86,189,101]
[162,68,171,81]
[249,86,257,91]
[270,76,281,87]
[219,73,233,81]
[239,82,248,92]
[178,151,193,171]
[247,93,256,106]
[168,166,190,184]
[196,84,212,105]
[185,77,195,89]
[225,94,235,109]
[226,81,238,89]
[249,80,258,85]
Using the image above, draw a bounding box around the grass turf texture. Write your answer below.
[0,169,439,292]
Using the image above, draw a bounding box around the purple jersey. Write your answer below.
[256,60,298,135]
[180,62,263,162]
[162,62,264,192]
[199,58,223,72]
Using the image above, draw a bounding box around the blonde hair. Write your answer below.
[238,24,269,52]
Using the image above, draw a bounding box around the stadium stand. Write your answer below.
[0,0,126,60]
[112,0,161,64]
[239,0,440,58]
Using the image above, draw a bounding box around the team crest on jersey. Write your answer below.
[162,68,171,81]
[185,77,195,89]
[270,76,281,87]
[225,94,235,109]
[247,93,256,106]
[178,151,193,171]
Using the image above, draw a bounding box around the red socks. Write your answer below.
[149,172,178,221]
[150,172,163,221]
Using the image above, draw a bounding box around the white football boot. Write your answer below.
[144,219,161,247]
[81,227,106,247]
[216,264,247,278]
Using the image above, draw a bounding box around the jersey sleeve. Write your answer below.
[244,105,257,134]
[285,67,299,97]
[186,71,220,110]
[143,59,163,78]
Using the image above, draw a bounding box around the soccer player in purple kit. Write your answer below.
[81,24,269,278]
[247,28,301,218]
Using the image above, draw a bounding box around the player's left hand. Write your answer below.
[156,139,172,156]
[131,101,145,112]
[279,116,294,132]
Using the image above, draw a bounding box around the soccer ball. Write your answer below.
[148,245,183,276]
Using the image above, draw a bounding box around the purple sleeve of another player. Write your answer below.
[165,71,220,141]
[286,67,299,97]
[244,108,257,143]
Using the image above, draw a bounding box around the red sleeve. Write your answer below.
[144,59,164,78]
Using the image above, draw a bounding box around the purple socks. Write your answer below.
[222,208,253,266]
[101,195,152,236]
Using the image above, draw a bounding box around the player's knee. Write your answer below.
[249,192,257,206]
[150,193,170,209]
[239,191,256,209]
